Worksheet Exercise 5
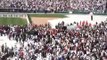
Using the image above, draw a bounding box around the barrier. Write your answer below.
[0,13,27,18]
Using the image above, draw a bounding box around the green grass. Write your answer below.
[28,13,67,18]
[0,13,67,25]
[0,17,27,25]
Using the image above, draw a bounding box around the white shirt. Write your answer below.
[90,12,93,16]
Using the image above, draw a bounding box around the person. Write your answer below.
[90,12,93,21]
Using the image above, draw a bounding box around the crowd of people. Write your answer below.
[70,0,107,13]
[0,0,106,13]
[0,20,107,60]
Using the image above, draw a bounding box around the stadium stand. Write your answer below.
[0,20,107,60]
[0,0,106,13]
